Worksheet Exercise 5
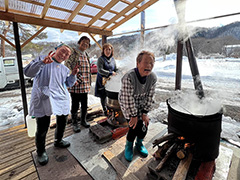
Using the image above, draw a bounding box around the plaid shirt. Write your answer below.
[119,69,157,120]
[64,48,91,93]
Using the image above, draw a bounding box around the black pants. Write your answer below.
[71,93,88,117]
[126,119,148,142]
[100,94,107,112]
[35,115,67,155]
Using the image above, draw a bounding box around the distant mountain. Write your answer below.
[193,21,240,40]
[87,21,240,59]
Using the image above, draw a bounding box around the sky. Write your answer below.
[36,0,240,43]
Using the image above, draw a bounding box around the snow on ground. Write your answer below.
[0,54,239,146]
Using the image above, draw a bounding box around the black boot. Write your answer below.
[72,113,80,133]
[54,115,71,148]
[54,139,70,148]
[35,116,50,166]
[37,151,49,166]
[80,108,90,128]
[101,96,108,116]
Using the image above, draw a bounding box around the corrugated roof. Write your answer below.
[0,0,159,36]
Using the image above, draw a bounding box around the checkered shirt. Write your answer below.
[119,69,157,120]
[65,48,91,93]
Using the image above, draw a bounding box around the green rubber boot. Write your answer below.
[124,140,134,162]
[135,137,148,157]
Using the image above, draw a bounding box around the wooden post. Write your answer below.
[13,22,28,127]
[185,38,204,98]
[102,35,107,46]
[175,40,183,90]
[174,0,186,91]
[140,0,145,49]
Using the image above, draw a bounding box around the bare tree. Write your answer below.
[0,21,47,57]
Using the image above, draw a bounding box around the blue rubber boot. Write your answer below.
[124,140,134,162]
[135,137,148,157]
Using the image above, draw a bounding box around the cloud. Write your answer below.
[33,28,79,43]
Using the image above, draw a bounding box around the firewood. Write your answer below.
[176,149,187,160]
[155,142,178,172]
[153,141,175,159]
[152,133,177,147]
[172,153,193,180]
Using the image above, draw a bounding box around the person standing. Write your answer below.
[119,50,157,162]
[64,36,91,133]
[95,43,117,115]
[24,44,78,166]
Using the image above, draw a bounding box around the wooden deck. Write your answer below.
[0,103,102,180]
[0,121,76,179]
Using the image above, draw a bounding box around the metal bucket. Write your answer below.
[167,99,222,161]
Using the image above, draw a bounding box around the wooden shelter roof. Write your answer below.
[0,0,158,37]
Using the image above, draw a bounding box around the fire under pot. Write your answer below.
[167,99,222,161]
[106,90,127,127]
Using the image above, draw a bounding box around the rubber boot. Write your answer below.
[54,115,70,148]
[101,96,107,116]
[80,108,90,128]
[37,152,49,166]
[35,117,50,166]
[135,137,148,157]
[124,140,134,162]
[72,113,80,133]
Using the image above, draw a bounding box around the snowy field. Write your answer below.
[0,54,239,146]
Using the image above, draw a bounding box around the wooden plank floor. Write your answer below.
[0,103,102,180]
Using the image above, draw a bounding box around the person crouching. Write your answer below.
[119,50,157,161]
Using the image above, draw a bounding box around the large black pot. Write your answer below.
[106,89,119,100]
[167,99,222,161]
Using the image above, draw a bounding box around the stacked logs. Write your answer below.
[149,133,195,180]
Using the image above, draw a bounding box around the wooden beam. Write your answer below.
[101,0,144,30]
[172,153,193,180]
[110,0,158,31]
[85,1,118,15]
[21,26,47,48]
[87,0,119,27]
[175,40,183,90]
[19,0,107,22]
[66,0,88,23]
[185,38,204,98]
[121,0,140,8]
[40,0,52,18]
[0,34,15,48]
[5,0,8,12]
[102,150,139,180]
[0,11,112,36]
[88,33,102,50]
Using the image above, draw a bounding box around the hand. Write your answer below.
[129,116,138,129]
[71,64,80,75]
[43,51,54,64]
[74,81,79,86]
[142,114,149,127]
